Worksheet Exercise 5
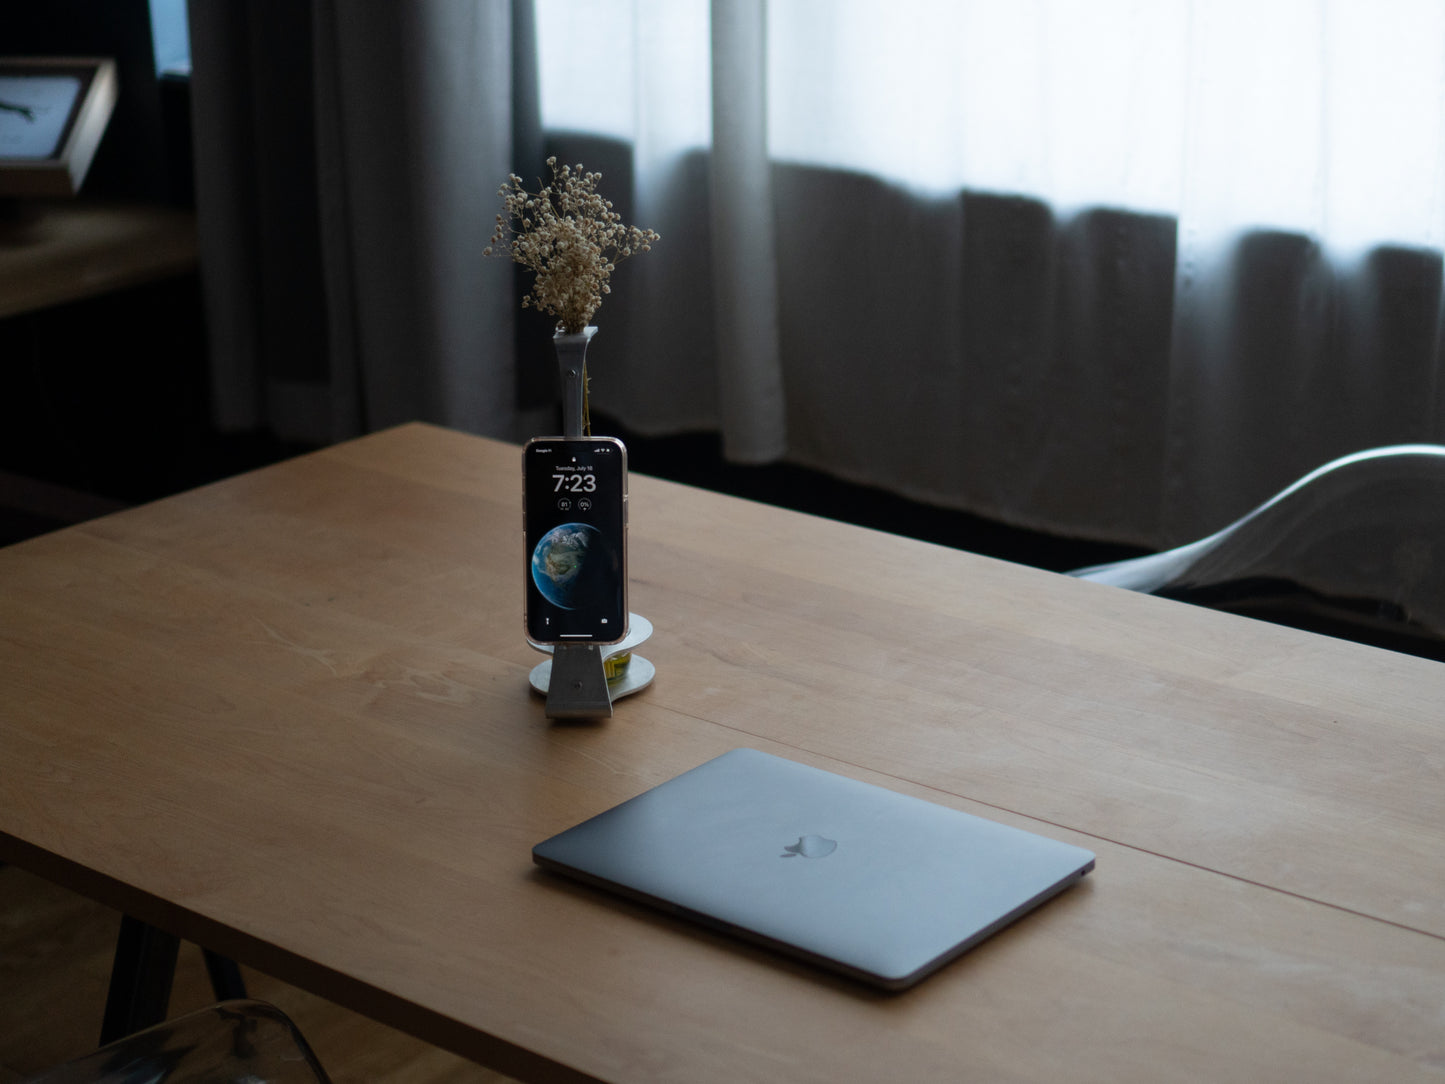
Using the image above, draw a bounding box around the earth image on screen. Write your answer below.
[531,522,616,609]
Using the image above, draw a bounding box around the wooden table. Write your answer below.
[3,423,1444,1083]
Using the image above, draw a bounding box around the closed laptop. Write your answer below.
[533,748,1095,990]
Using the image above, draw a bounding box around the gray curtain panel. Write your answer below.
[188,0,532,445]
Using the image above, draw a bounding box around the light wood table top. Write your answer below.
[3,423,1444,1082]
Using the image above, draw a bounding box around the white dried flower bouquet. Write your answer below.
[485,158,660,335]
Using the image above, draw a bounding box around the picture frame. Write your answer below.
[0,57,118,198]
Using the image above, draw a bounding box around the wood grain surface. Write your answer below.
[3,422,1443,1082]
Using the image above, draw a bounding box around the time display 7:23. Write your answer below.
[553,472,597,493]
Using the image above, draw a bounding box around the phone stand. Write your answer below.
[529,614,655,718]
[527,327,656,719]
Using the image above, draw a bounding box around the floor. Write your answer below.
[0,864,513,1082]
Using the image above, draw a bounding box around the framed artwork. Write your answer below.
[0,57,118,198]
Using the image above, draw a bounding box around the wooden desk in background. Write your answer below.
[0,201,196,319]
[0,201,201,536]
[2,423,1443,1082]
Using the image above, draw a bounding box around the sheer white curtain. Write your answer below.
[538,0,1445,547]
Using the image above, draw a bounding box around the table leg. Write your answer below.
[202,948,247,1001]
[100,915,179,1045]
[100,917,249,1044]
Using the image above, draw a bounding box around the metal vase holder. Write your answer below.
[528,327,655,718]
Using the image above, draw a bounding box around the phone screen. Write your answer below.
[523,437,628,645]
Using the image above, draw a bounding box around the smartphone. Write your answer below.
[523,436,628,645]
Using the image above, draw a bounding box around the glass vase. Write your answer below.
[553,326,598,438]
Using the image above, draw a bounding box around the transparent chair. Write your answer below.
[21,1000,330,1084]
[1069,445,1445,660]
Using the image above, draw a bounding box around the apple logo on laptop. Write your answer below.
[782,834,837,859]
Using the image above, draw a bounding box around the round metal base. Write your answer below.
[527,613,655,702]
[529,654,655,700]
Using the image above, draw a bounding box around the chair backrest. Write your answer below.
[21,1000,330,1084]
[1069,445,1445,659]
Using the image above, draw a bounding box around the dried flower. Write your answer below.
[485,158,659,334]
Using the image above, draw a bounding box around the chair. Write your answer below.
[1069,445,1445,660]
[20,1000,330,1083]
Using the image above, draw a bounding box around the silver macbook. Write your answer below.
[532,748,1095,990]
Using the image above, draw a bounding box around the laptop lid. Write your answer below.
[532,748,1095,990]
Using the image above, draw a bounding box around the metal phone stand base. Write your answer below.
[529,614,654,719]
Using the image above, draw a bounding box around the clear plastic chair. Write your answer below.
[20,1000,330,1084]
[1069,445,1445,660]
